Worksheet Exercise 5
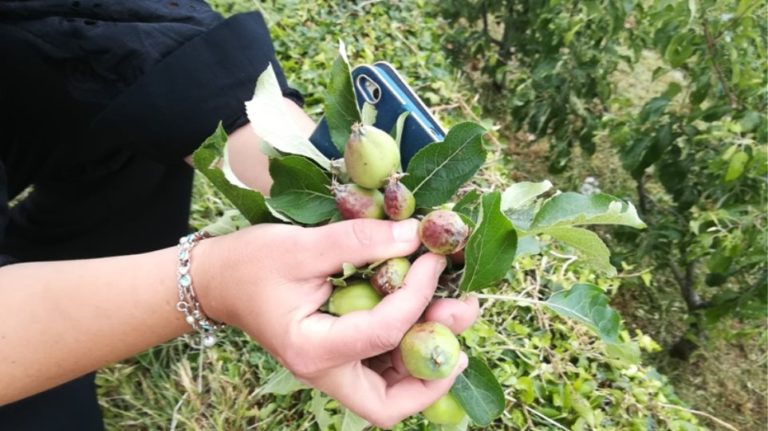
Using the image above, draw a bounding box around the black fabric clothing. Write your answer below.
[0,1,301,429]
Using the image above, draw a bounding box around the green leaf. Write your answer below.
[737,0,753,16]
[506,206,536,232]
[500,180,553,211]
[689,75,711,106]
[459,192,518,292]
[255,367,307,396]
[201,209,251,236]
[267,156,338,225]
[325,43,361,153]
[453,190,482,224]
[571,391,596,427]
[339,408,368,431]
[620,136,653,178]
[392,110,410,148]
[515,376,535,404]
[738,110,762,133]
[545,283,621,343]
[605,340,641,364]
[530,192,646,230]
[638,96,670,123]
[451,357,505,427]
[662,82,683,99]
[544,227,616,275]
[193,124,275,224]
[724,151,749,182]
[687,0,698,28]
[310,391,334,430]
[664,33,694,68]
[622,123,674,179]
[699,104,731,122]
[402,122,487,208]
[245,65,330,169]
[515,235,541,258]
[361,102,377,126]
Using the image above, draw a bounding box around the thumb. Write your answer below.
[300,219,422,274]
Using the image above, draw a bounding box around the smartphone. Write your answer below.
[309,62,445,169]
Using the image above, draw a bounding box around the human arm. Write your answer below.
[0,218,478,427]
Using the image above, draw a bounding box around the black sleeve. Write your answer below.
[0,162,15,268]
[85,11,303,163]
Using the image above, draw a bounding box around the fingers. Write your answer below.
[422,295,480,334]
[300,219,421,274]
[312,352,469,429]
[305,253,446,370]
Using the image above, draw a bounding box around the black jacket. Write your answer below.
[0,1,300,429]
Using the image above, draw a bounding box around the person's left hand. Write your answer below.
[194,218,479,428]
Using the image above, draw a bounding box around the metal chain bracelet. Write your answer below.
[176,231,224,348]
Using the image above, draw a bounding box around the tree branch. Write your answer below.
[702,18,740,109]
[481,1,504,48]
[669,261,707,311]
[636,177,647,215]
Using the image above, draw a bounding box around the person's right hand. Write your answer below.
[193,219,479,428]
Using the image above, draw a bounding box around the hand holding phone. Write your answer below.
[310,62,445,169]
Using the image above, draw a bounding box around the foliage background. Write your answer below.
[97,1,766,430]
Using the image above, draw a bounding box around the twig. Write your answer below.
[197,346,206,394]
[549,251,578,278]
[524,406,570,431]
[668,261,706,310]
[636,177,647,215]
[481,0,504,48]
[353,0,382,10]
[430,102,461,113]
[659,403,740,431]
[474,293,541,306]
[169,392,189,431]
[457,98,503,148]
[702,19,740,109]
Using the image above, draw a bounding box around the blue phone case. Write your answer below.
[310,63,445,169]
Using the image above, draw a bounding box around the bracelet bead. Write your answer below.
[175,231,224,347]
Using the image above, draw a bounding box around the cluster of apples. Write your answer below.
[327,123,471,425]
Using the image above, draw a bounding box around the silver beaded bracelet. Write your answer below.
[176,231,224,348]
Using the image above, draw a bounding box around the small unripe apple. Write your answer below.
[370,257,411,295]
[422,393,467,425]
[328,281,382,316]
[383,176,416,220]
[332,182,385,220]
[418,210,470,255]
[400,321,460,380]
[344,123,400,189]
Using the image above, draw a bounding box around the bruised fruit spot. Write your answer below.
[383,176,416,220]
[328,281,382,316]
[422,393,467,425]
[344,123,400,189]
[400,321,460,380]
[370,257,411,295]
[332,181,385,220]
[418,210,470,255]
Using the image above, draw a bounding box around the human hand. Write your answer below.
[193,218,479,428]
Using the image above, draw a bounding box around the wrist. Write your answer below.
[181,233,231,333]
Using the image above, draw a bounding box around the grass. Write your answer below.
[95,1,766,430]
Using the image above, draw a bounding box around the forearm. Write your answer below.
[220,97,317,194]
[0,247,188,404]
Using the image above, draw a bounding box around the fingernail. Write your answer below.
[392,219,419,242]
[459,353,469,371]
